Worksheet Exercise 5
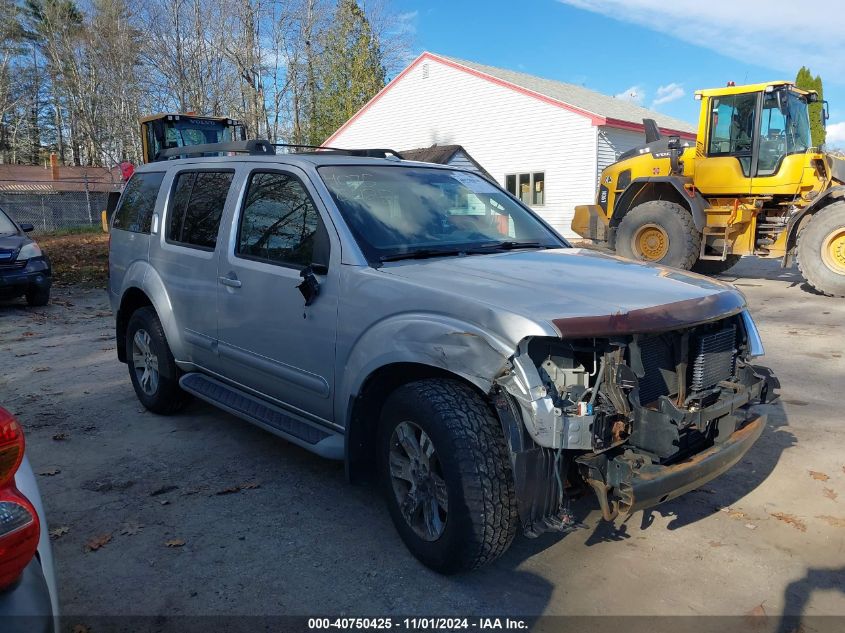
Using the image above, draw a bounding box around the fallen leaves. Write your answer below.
[823,488,838,501]
[33,366,50,373]
[817,515,845,528]
[49,526,69,540]
[770,512,807,532]
[120,522,144,536]
[165,539,186,548]
[809,470,830,482]
[744,602,768,629]
[52,432,68,441]
[38,467,61,476]
[215,481,260,495]
[85,533,112,552]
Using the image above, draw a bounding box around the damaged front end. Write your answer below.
[495,303,777,537]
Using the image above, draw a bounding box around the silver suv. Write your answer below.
[109,143,776,573]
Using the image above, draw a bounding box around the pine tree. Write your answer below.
[795,66,825,147]
[311,0,385,145]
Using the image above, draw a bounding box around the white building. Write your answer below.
[325,52,696,237]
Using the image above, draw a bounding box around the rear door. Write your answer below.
[215,165,338,423]
[152,168,236,369]
[108,171,166,301]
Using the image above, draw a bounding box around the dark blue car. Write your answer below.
[0,208,51,306]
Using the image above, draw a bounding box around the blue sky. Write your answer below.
[390,0,845,145]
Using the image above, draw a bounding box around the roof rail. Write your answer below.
[155,139,275,161]
[273,143,404,159]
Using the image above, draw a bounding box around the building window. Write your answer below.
[505,172,545,206]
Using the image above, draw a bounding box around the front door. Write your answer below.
[694,91,758,195]
[216,166,338,424]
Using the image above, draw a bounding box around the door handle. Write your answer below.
[218,275,242,288]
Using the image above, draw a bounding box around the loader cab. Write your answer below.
[140,114,246,164]
[693,82,816,195]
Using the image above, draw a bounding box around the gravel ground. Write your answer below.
[1,257,844,626]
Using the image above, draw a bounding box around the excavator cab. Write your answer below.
[139,113,247,163]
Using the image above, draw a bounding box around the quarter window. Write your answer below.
[505,172,545,206]
[236,171,323,268]
[112,172,165,233]
[166,170,233,249]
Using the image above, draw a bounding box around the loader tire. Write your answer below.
[616,200,701,270]
[692,255,741,276]
[378,379,518,574]
[797,201,845,297]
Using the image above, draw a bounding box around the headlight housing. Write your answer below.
[17,241,42,260]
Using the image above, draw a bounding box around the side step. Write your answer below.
[179,372,343,460]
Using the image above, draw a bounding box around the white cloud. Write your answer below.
[558,0,845,79]
[826,122,845,148]
[651,82,685,107]
[615,85,644,105]
[394,11,419,35]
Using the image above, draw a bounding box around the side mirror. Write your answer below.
[822,100,830,128]
[20,223,34,233]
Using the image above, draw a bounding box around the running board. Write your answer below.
[179,372,343,460]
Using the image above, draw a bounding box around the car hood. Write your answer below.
[0,233,24,250]
[380,248,746,337]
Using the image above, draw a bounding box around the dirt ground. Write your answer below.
[1,257,844,626]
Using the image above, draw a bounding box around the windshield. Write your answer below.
[758,90,812,175]
[0,208,17,235]
[318,165,564,262]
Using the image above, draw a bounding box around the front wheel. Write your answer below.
[125,307,187,414]
[25,286,50,306]
[615,200,700,270]
[797,202,845,297]
[378,379,518,574]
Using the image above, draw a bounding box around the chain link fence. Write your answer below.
[0,192,112,234]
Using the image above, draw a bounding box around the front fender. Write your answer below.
[612,177,710,232]
[338,313,544,420]
[785,185,845,254]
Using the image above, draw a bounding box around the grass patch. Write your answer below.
[38,230,109,288]
[40,224,103,236]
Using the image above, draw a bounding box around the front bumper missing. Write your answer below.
[582,414,766,521]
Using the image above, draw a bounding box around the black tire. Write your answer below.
[125,306,187,414]
[616,200,701,270]
[797,202,845,298]
[377,379,518,574]
[692,255,741,276]
[25,287,50,306]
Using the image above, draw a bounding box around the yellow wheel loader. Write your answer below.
[572,81,845,297]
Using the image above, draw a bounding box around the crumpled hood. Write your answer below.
[381,248,746,337]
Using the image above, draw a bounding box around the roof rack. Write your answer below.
[273,143,404,159]
[155,139,275,161]
[154,139,404,161]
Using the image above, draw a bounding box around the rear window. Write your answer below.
[112,172,165,233]
[166,170,234,250]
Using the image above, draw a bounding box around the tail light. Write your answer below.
[0,407,40,591]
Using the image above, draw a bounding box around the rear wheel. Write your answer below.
[125,307,187,414]
[692,255,741,276]
[797,202,845,297]
[378,379,518,574]
[616,200,700,270]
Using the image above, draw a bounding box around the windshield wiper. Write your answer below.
[469,240,546,252]
[379,248,467,262]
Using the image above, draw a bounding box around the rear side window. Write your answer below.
[112,172,165,233]
[236,171,324,268]
[166,170,234,250]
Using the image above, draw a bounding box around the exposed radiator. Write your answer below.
[690,325,737,392]
[638,335,678,405]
